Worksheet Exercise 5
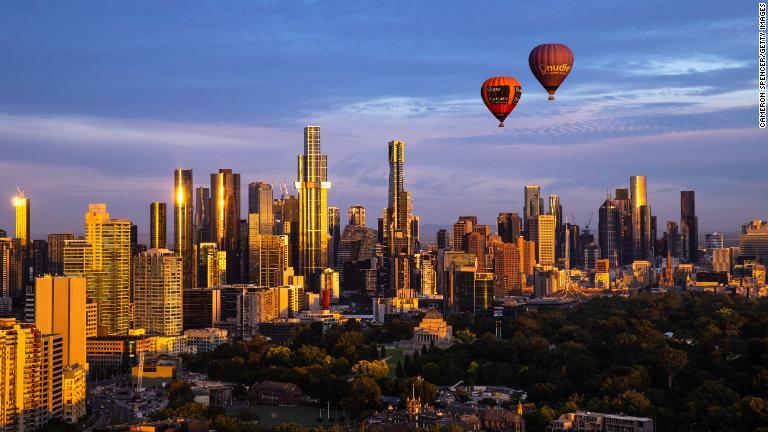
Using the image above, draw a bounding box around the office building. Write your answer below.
[680,190,698,262]
[328,206,341,268]
[524,185,543,238]
[133,249,183,336]
[248,181,274,234]
[348,205,366,227]
[0,237,24,302]
[295,126,330,284]
[598,198,620,267]
[497,212,522,244]
[34,276,88,369]
[537,215,556,266]
[196,242,226,288]
[174,169,195,289]
[195,187,211,243]
[739,220,768,262]
[517,237,536,277]
[705,232,725,253]
[630,176,653,261]
[452,216,477,252]
[248,216,288,287]
[493,242,521,297]
[437,229,450,250]
[150,201,167,250]
[62,366,86,423]
[47,233,75,276]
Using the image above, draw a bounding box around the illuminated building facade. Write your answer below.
[133,249,183,336]
[537,214,556,266]
[150,201,167,250]
[248,181,274,234]
[46,233,74,276]
[211,169,242,283]
[13,189,30,247]
[680,190,698,263]
[348,205,366,227]
[248,214,288,287]
[34,276,88,369]
[174,169,195,289]
[295,126,330,284]
[524,185,543,239]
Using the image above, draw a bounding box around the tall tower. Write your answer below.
[296,126,330,285]
[537,214,556,266]
[133,249,183,336]
[150,202,167,249]
[548,194,563,259]
[629,176,652,261]
[523,186,542,239]
[82,204,131,335]
[34,275,87,368]
[598,198,620,267]
[328,206,341,268]
[174,169,194,289]
[13,188,30,247]
[497,212,521,244]
[194,187,211,243]
[248,181,274,235]
[680,190,698,263]
[210,169,242,283]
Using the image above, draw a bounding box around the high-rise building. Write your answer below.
[195,187,211,243]
[537,215,556,266]
[34,276,88,370]
[665,221,682,258]
[493,242,521,297]
[739,220,768,262]
[174,169,195,289]
[248,181,274,234]
[13,189,30,247]
[47,233,75,276]
[420,253,437,295]
[67,204,131,336]
[466,231,487,271]
[150,201,167,250]
[196,242,225,288]
[705,232,724,255]
[348,205,366,227]
[629,176,653,261]
[384,140,418,292]
[295,126,330,285]
[680,190,698,263]
[497,212,522,244]
[328,206,341,268]
[524,185,543,239]
[0,238,24,304]
[517,237,536,277]
[274,191,299,268]
[0,317,63,431]
[598,198,620,267]
[548,195,563,259]
[133,249,183,336]
[452,216,477,252]
[211,169,242,283]
[437,229,450,250]
[249,214,288,288]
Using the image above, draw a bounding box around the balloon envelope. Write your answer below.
[480,76,522,127]
[529,43,574,100]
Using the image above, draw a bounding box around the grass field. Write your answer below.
[383,346,405,377]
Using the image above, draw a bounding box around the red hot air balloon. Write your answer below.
[529,43,574,101]
[480,76,522,127]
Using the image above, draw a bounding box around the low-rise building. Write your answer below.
[249,381,302,405]
[547,411,653,432]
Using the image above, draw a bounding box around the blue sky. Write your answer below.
[0,1,764,241]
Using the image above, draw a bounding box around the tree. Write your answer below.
[352,359,389,381]
[661,345,688,393]
[166,380,194,409]
[344,377,382,417]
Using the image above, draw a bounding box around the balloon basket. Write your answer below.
[498,123,504,128]
[548,95,555,101]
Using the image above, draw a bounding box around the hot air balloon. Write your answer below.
[528,43,574,100]
[480,76,522,127]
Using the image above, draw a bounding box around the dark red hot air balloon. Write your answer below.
[529,43,574,100]
[480,76,522,127]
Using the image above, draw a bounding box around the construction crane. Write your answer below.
[584,211,594,232]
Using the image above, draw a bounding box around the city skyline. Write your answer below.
[0,1,764,238]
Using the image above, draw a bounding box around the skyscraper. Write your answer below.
[598,198,620,266]
[248,181,274,234]
[195,186,211,243]
[174,169,194,288]
[348,205,366,227]
[493,242,521,297]
[248,213,288,287]
[524,185,543,239]
[630,176,653,261]
[537,214,556,266]
[13,188,30,247]
[34,275,87,368]
[384,140,418,292]
[680,190,698,263]
[47,233,74,276]
[150,201,167,249]
[328,206,341,268]
[296,126,330,285]
[211,169,242,283]
[75,204,131,336]
[437,229,450,250]
[497,212,522,244]
[452,216,477,252]
[548,194,563,259]
[133,249,183,336]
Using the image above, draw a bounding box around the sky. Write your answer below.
[0,1,765,243]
